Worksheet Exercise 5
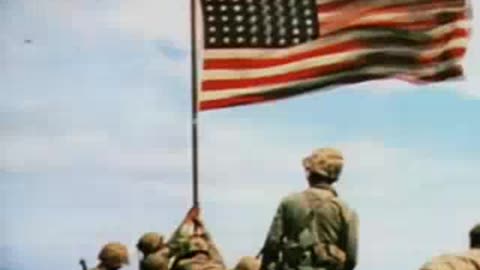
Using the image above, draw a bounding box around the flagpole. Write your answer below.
[190,0,200,208]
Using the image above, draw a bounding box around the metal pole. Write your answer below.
[190,0,200,208]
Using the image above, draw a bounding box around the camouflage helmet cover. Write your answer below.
[141,253,169,270]
[137,232,165,254]
[234,256,261,270]
[303,148,344,180]
[98,242,129,268]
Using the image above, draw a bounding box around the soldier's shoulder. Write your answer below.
[281,191,305,204]
[455,249,480,261]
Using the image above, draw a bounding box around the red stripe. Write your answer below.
[202,48,465,91]
[317,2,465,17]
[321,13,466,35]
[419,48,466,64]
[203,60,359,91]
[320,2,465,34]
[204,40,364,70]
[203,28,468,70]
[200,96,266,111]
[317,0,354,13]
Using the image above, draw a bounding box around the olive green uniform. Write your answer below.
[261,184,358,270]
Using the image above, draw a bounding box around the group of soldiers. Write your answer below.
[84,148,480,270]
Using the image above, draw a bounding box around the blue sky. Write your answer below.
[1,1,480,270]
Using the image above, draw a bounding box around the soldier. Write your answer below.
[233,256,261,270]
[91,242,129,270]
[171,235,225,270]
[141,253,170,270]
[419,224,480,270]
[137,232,170,270]
[137,232,166,256]
[260,148,358,270]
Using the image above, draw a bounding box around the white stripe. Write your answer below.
[318,0,465,16]
[319,6,465,35]
[202,37,467,80]
[203,20,468,59]
[199,58,462,102]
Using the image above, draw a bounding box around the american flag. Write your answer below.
[197,0,471,111]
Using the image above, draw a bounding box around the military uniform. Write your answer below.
[260,148,358,270]
[419,250,480,270]
[419,224,480,270]
[137,232,170,270]
[233,256,261,270]
[171,236,225,270]
[141,252,170,270]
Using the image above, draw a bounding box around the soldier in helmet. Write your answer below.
[92,242,129,270]
[419,223,480,270]
[260,148,358,270]
[141,252,169,270]
[171,235,225,270]
[137,232,166,256]
[137,232,170,270]
[233,256,261,270]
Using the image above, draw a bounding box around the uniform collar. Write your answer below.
[310,183,338,197]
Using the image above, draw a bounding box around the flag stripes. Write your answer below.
[198,0,471,111]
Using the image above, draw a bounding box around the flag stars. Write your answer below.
[202,0,319,48]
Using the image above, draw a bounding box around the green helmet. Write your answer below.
[470,223,480,244]
[137,232,165,255]
[98,242,129,268]
[141,253,169,270]
[470,224,480,237]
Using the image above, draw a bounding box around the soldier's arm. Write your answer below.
[260,200,286,269]
[343,210,359,270]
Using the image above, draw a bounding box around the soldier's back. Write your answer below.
[281,186,354,244]
[421,250,480,270]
